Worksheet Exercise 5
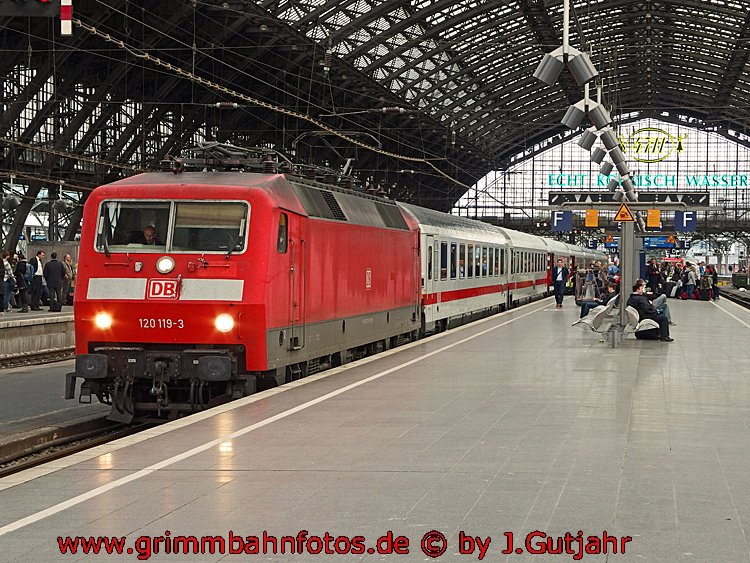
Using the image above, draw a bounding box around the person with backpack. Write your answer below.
[13,251,30,313]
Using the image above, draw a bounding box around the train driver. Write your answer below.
[139,226,161,245]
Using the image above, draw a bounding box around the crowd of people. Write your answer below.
[572,256,727,343]
[1,250,75,315]
[646,258,720,301]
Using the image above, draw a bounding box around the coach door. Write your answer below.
[288,217,307,351]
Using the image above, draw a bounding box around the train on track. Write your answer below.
[65,144,605,422]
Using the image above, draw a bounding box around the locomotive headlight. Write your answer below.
[214,313,234,333]
[94,312,113,329]
[156,255,175,274]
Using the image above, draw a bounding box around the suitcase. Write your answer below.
[664,282,676,298]
[698,289,711,301]
[49,301,63,312]
[635,328,660,340]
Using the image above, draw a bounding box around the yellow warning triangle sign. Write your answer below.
[614,202,635,222]
[605,235,614,242]
[666,235,677,244]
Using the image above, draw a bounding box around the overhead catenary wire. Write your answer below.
[72,18,472,190]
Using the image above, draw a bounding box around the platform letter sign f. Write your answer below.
[674,211,696,232]
[551,211,572,232]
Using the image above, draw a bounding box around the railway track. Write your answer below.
[0,347,75,370]
[719,287,750,309]
[0,420,151,479]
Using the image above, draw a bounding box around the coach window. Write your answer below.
[277,213,288,253]
[427,245,433,281]
[481,247,488,277]
[459,244,466,279]
[450,242,457,279]
[467,244,474,278]
[489,247,495,277]
[494,248,500,276]
[440,241,448,280]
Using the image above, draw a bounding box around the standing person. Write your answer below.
[671,263,683,297]
[646,258,661,293]
[627,279,673,342]
[685,263,698,300]
[43,251,66,312]
[28,250,45,311]
[2,251,14,314]
[13,251,30,313]
[62,254,74,305]
[709,265,720,300]
[551,258,569,309]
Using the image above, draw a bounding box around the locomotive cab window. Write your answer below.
[96,200,248,254]
[96,202,170,251]
[172,202,246,252]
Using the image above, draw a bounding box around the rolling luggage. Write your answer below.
[698,289,711,301]
[664,281,676,298]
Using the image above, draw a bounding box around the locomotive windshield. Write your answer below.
[95,200,248,253]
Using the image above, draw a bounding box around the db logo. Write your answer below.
[147,279,179,300]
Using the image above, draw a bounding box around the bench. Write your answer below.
[572,295,619,333]
[624,305,661,337]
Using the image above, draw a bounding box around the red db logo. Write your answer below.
[147,279,179,300]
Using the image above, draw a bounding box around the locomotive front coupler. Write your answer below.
[149,359,170,412]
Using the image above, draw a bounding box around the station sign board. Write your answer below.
[643,236,676,249]
[549,191,710,206]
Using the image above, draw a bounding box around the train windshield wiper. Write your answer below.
[102,230,111,257]
[225,233,240,260]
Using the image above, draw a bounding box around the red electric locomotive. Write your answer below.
[66,146,421,422]
[66,144,605,422]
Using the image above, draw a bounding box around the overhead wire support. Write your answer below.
[532,0,648,343]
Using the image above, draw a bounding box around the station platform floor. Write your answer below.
[1,296,749,561]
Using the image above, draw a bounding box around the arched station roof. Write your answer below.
[2,0,750,248]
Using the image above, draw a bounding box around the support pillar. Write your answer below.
[619,221,635,327]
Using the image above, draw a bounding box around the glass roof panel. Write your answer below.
[257,0,750,167]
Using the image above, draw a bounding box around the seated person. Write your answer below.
[627,279,673,342]
[645,287,675,325]
[580,282,618,318]
[132,226,162,245]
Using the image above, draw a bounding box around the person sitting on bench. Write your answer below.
[627,279,673,342]
[580,282,618,318]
